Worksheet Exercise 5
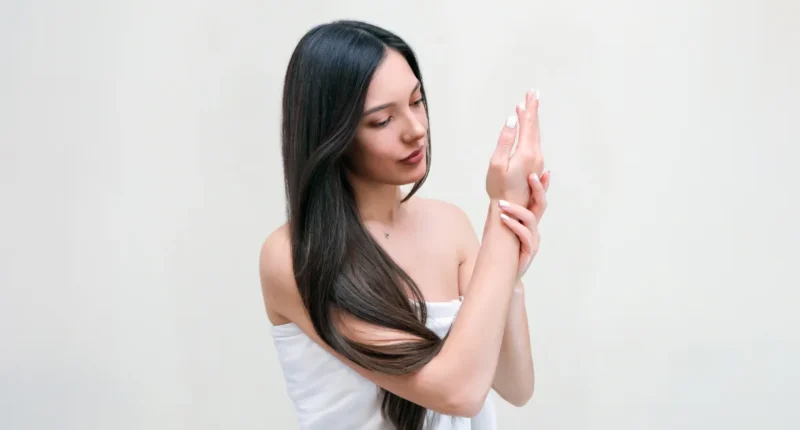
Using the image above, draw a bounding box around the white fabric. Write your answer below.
[271,298,498,430]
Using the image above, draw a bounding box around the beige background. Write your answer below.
[2,0,799,429]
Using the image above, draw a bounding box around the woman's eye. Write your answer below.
[372,100,423,128]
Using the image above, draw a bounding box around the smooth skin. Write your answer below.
[260,49,548,417]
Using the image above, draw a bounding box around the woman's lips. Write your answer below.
[400,146,424,165]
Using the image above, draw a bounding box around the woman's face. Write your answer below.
[348,49,429,186]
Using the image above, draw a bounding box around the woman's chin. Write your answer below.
[368,159,427,187]
[398,161,427,185]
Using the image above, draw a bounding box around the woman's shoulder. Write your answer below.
[409,196,471,221]
[408,196,476,236]
[407,197,479,262]
[260,223,292,276]
[259,223,297,325]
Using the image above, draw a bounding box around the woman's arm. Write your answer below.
[491,171,549,405]
[456,212,536,407]
[457,91,548,406]
[494,282,535,405]
[456,173,548,406]
[261,200,518,418]
[457,228,535,406]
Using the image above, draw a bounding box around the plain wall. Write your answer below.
[2,0,799,429]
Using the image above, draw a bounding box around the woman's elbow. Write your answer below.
[444,386,491,418]
[446,394,485,418]
[453,384,534,416]
[506,384,535,408]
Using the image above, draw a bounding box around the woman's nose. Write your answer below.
[402,115,427,143]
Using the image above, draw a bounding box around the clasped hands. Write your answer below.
[485,89,550,278]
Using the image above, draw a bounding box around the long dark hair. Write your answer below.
[281,20,445,430]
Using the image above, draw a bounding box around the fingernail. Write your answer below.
[505,115,517,129]
[531,173,540,182]
[518,101,526,111]
[498,199,510,208]
[500,213,511,222]
[529,88,540,100]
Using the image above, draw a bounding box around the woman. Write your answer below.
[260,20,550,430]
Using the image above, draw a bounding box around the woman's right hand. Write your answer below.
[485,90,545,206]
[497,171,550,278]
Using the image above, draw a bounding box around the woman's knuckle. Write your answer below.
[525,110,534,122]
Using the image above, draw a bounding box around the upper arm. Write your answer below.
[259,225,479,417]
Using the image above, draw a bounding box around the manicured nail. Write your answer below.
[529,88,540,100]
[498,199,510,208]
[518,101,526,111]
[505,115,517,128]
[531,173,540,182]
[500,213,512,222]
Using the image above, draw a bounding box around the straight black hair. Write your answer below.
[281,20,446,430]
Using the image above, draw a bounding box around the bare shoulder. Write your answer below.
[411,196,472,225]
[410,197,479,255]
[258,223,299,325]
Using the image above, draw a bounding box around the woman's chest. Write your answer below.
[373,224,462,302]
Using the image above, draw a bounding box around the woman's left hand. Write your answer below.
[498,170,550,279]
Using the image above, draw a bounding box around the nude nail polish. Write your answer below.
[505,115,517,128]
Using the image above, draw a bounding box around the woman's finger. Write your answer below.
[498,200,536,227]
[500,212,540,277]
[528,173,548,219]
[541,170,551,192]
[491,114,518,168]
[519,255,533,277]
[500,213,534,256]
[517,89,541,156]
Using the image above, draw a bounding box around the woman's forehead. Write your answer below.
[364,50,419,105]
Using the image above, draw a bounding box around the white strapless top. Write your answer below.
[270,298,498,430]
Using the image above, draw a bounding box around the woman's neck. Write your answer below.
[348,175,405,225]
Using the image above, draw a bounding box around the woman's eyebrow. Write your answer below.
[362,81,421,116]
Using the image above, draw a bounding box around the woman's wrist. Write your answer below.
[483,200,507,233]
